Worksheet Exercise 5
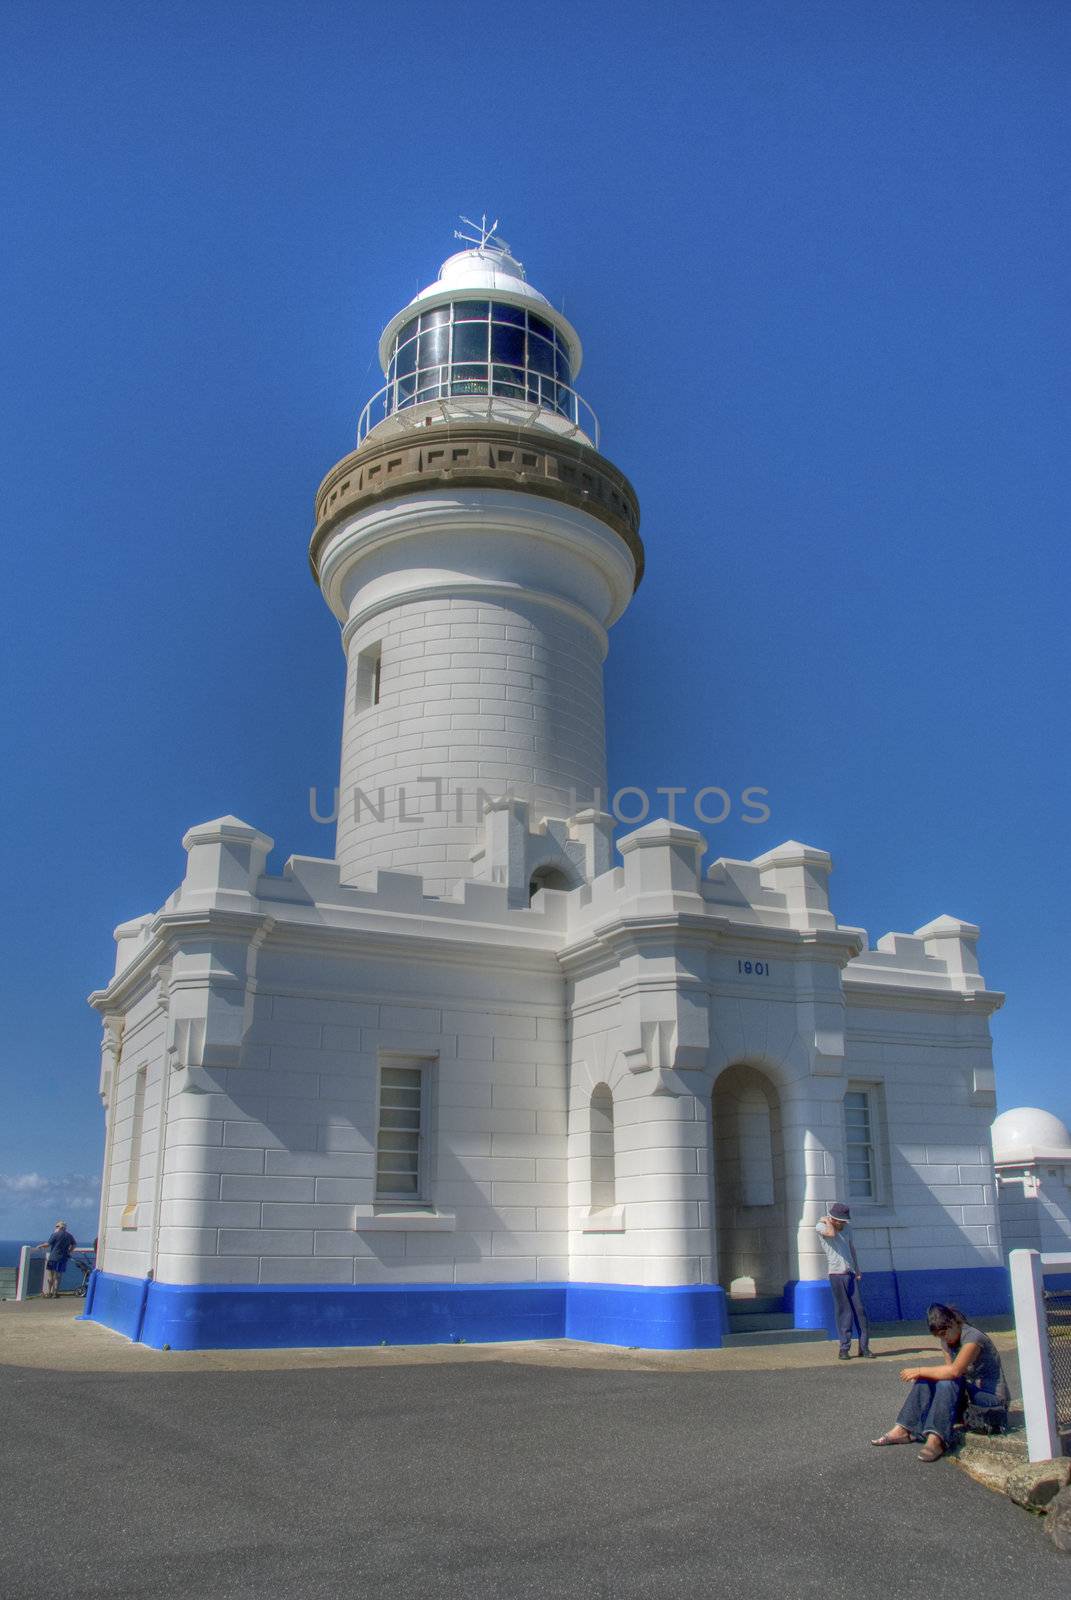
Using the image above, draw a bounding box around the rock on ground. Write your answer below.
[1005,1456,1071,1511]
[1044,1485,1071,1552]
[955,1420,1029,1494]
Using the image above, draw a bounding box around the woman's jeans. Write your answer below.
[897,1380,1004,1444]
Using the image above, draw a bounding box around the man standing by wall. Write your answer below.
[817,1203,874,1360]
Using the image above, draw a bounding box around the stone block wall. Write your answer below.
[336,594,607,895]
[840,1001,1003,1287]
[143,945,570,1289]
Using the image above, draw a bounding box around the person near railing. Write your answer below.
[870,1302,1010,1461]
[36,1220,77,1298]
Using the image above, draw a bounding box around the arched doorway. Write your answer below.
[712,1064,788,1299]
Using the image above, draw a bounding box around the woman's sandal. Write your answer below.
[869,1432,909,1446]
[917,1442,945,1462]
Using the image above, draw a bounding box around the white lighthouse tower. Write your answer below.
[87,225,1009,1353]
[312,219,641,898]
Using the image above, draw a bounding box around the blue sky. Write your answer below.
[1,0,1067,1239]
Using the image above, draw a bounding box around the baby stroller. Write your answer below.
[72,1254,95,1298]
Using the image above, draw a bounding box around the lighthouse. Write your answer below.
[87,224,1009,1353]
[311,219,641,899]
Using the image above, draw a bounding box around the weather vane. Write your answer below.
[454,213,508,253]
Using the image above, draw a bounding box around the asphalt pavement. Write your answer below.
[0,1318,1065,1600]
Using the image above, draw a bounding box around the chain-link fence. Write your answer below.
[1044,1287,1071,1431]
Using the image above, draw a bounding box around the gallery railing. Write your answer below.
[357,363,600,448]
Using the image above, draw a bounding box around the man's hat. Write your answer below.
[825,1203,851,1222]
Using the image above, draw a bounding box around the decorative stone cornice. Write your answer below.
[842,978,1005,1014]
[309,422,643,587]
[557,913,865,980]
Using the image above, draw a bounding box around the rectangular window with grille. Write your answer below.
[844,1088,876,1200]
[375,1061,429,1201]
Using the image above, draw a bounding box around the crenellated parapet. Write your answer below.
[93,811,1004,1050]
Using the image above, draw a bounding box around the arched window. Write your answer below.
[589,1084,615,1211]
[528,864,574,903]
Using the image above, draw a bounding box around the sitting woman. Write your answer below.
[870,1303,1010,1462]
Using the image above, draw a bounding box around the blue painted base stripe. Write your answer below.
[787,1265,1012,1335]
[566,1283,728,1350]
[84,1268,152,1341]
[84,1275,730,1352]
[83,1265,1018,1352]
[143,1281,569,1351]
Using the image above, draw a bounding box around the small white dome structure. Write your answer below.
[991,1106,1071,1165]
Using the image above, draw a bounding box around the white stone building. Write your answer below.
[87,230,1009,1349]
[993,1107,1071,1256]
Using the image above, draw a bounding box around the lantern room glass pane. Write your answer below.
[452,365,488,394]
[536,376,560,409]
[418,327,448,369]
[378,299,585,431]
[492,365,526,396]
[452,299,489,322]
[527,335,554,376]
[491,324,525,365]
[452,322,489,362]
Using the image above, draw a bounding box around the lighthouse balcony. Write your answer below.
[358,363,600,449]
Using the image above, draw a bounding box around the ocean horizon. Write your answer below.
[1,1238,43,1269]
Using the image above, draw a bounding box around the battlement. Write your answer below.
[97,815,1001,1018]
